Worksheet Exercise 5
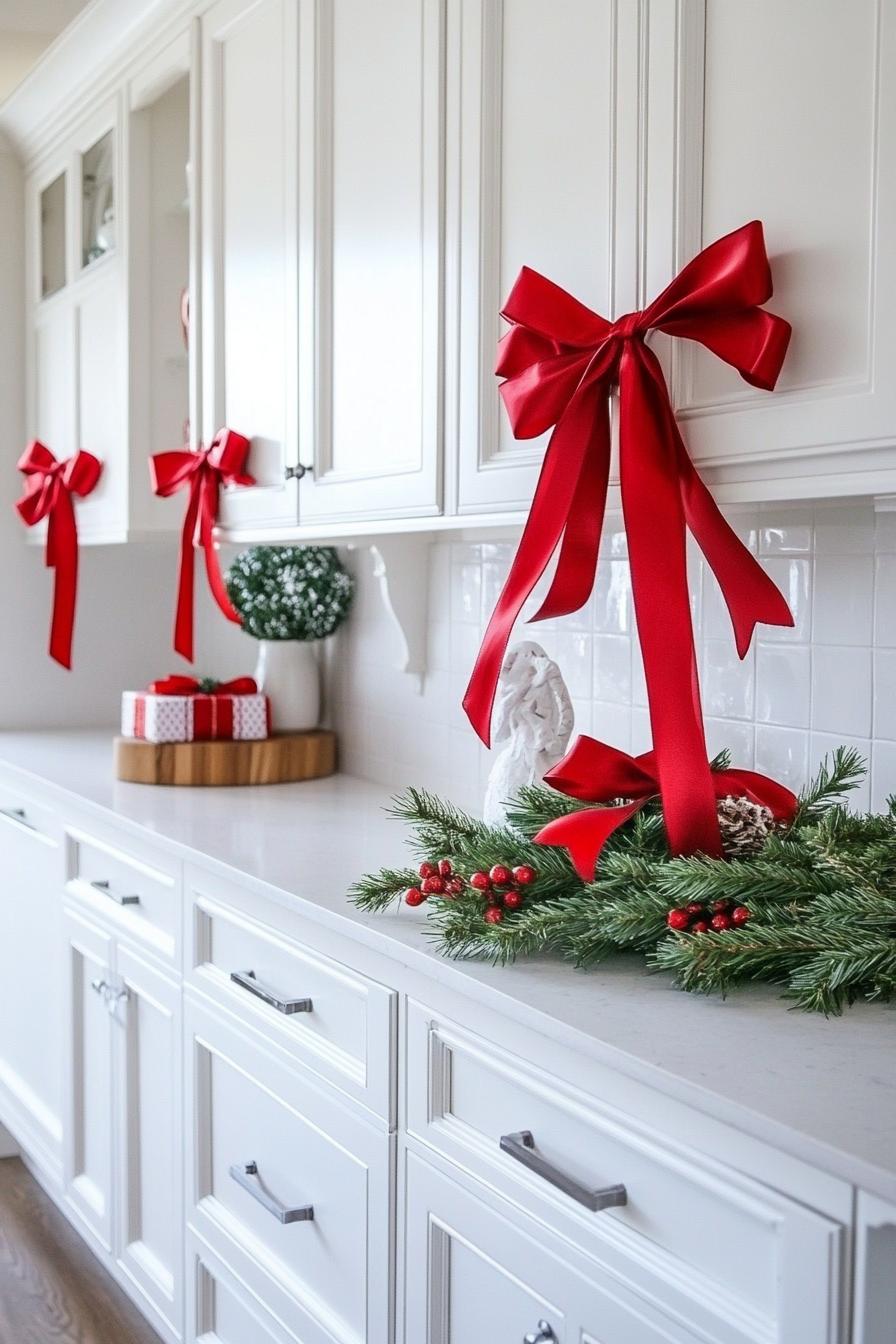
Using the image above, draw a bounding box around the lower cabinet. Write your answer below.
[0,794,64,1179]
[184,992,393,1344]
[404,1151,702,1344]
[62,898,182,1341]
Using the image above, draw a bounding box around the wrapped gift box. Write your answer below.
[121,678,270,743]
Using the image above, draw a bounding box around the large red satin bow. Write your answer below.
[536,736,799,880]
[147,675,258,696]
[150,429,255,662]
[16,441,102,669]
[463,221,794,859]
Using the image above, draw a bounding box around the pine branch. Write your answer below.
[348,866,420,912]
[795,747,866,822]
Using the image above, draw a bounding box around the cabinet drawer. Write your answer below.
[186,866,395,1120]
[187,1232,303,1344]
[408,1002,845,1344]
[65,822,180,963]
[0,782,59,845]
[186,995,392,1344]
[405,1150,701,1344]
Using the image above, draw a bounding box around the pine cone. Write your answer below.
[717,795,776,858]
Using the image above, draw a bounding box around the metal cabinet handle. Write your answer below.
[524,1323,556,1344]
[229,1162,313,1224]
[500,1131,627,1213]
[90,879,140,906]
[0,806,35,831]
[284,463,311,481]
[90,976,109,996]
[230,969,312,1016]
[90,977,128,1012]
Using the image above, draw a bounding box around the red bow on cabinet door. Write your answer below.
[150,429,255,662]
[534,736,799,881]
[16,441,103,669]
[463,220,794,860]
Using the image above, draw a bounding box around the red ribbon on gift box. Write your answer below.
[150,429,255,663]
[534,736,799,880]
[147,675,259,696]
[16,441,103,669]
[463,221,794,860]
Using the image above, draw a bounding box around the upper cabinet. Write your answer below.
[20,27,197,544]
[648,0,896,503]
[202,0,300,534]
[7,0,896,550]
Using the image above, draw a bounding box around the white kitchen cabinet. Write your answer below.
[114,941,183,1339]
[648,0,896,502]
[202,0,300,534]
[0,794,64,1183]
[451,0,625,517]
[294,0,444,528]
[404,1150,704,1344]
[62,871,183,1342]
[62,901,116,1251]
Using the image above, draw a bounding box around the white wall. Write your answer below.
[0,31,52,102]
[331,504,896,818]
[0,133,255,728]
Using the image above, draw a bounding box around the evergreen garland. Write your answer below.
[226,545,354,641]
[349,748,896,1013]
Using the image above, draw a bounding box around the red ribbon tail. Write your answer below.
[462,400,594,745]
[46,494,78,669]
[713,768,799,823]
[198,475,242,626]
[535,798,648,880]
[533,395,611,621]
[621,344,722,858]
[173,482,200,662]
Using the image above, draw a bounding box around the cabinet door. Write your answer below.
[114,943,182,1339]
[74,268,128,540]
[202,0,300,533]
[405,1153,702,1344]
[62,903,115,1251]
[31,300,76,462]
[296,0,443,525]
[453,0,624,515]
[0,800,63,1177]
[649,0,896,500]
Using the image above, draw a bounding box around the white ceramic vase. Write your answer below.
[253,639,320,732]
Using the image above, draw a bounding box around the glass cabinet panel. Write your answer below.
[40,173,66,298]
[81,131,115,267]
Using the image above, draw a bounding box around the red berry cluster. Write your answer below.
[666,897,751,934]
[470,862,536,925]
[404,858,465,907]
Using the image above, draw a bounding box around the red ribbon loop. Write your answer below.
[147,675,258,696]
[536,735,799,880]
[150,429,255,661]
[463,221,794,858]
[16,440,102,668]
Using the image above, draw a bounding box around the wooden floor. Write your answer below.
[0,1157,162,1344]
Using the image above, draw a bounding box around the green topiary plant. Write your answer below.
[226,545,355,642]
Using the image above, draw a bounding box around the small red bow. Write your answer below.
[147,675,258,696]
[16,441,103,668]
[536,736,799,880]
[150,429,255,661]
[464,221,794,859]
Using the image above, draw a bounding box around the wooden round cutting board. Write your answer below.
[114,731,337,786]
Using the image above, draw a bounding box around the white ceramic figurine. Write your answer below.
[482,640,574,827]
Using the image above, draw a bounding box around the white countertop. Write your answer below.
[1,731,893,1201]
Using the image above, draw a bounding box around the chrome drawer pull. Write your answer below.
[500,1130,627,1213]
[0,806,35,831]
[230,969,312,1015]
[90,879,140,906]
[524,1323,556,1344]
[229,1162,313,1224]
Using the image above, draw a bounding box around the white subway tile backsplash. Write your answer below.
[813,554,874,645]
[334,501,894,815]
[756,644,810,728]
[811,646,872,737]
